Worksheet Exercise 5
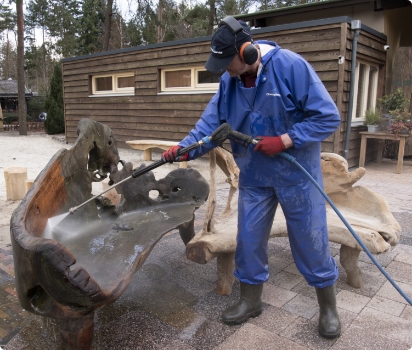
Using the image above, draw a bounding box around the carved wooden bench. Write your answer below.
[11,119,209,349]
[126,140,188,168]
[186,149,401,295]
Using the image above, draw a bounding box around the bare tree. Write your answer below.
[16,0,27,135]
[103,0,114,51]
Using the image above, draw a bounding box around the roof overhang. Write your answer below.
[235,0,412,22]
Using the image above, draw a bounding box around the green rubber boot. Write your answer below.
[222,282,263,325]
[315,284,341,339]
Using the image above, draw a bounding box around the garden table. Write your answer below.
[359,131,410,174]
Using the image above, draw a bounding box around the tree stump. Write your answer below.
[4,167,28,200]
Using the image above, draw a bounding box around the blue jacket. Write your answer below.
[179,41,340,187]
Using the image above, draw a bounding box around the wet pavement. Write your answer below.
[1,156,412,349]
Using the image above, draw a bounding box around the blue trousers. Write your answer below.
[234,182,338,288]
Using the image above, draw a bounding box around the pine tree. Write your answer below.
[77,0,105,55]
[44,63,65,134]
[48,0,81,57]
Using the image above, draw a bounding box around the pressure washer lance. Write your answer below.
[68,123,256,215]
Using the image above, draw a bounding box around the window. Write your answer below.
[352,62,378,125]
[92,73,134,95]
[160,67,220,93]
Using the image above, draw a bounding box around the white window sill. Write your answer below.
[351,120,365,127]
[89,93,135,97]
[158,91,217,95]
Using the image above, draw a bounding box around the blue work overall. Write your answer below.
[179,41,340,288]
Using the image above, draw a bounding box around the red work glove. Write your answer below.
[161,145,189,163]
[254,136,285,156]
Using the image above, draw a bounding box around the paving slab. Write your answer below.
[269,270,305,290]
[282,294,320,319]
[377,280,412,305]
[386,260,412,284]
[330,324,411,350]
[261,283,298,307]
[352,307,412,344]
[248,305,299,333]
[336,290,371,313]
[394,252,412,265]
[400,305,412,321]
[214,323,309,350]
[367,295,406,317]
[279,316,337,350]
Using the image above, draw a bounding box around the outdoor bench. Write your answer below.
[126,139,188,168]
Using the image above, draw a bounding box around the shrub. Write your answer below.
[378,88,410,114]
[2,113,19,124]
[44,63,65,134]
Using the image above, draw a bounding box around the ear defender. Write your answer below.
[219,16,259,66]
[239,42,258,65]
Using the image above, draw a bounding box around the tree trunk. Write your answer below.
[157,0,163,43]
[207,0,216,35]
[16,0,27,135]
[103,0,114,51]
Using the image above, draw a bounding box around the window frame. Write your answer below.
[160,67,219,93]
[91,73,135,96]
[351,61,379,126]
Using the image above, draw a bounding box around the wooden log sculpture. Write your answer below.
[186,150,401,295]
[10,119,209,349]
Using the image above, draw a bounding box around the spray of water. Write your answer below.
[43,212,70,239]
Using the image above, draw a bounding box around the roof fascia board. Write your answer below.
[253,16,386,40]
[235,0,372,21]
[62,15,385,63]
[61,35,214,63]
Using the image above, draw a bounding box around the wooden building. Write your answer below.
[0,79,33,112]
[62,16,386,167]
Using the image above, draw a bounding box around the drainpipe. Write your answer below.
[344,20,361,160]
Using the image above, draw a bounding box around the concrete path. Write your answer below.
[1,155,412,349]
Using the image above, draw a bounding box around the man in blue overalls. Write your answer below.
[162,16,341,339]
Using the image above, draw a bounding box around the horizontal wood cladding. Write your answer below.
[62,44,210,73]
[66,128,193,144]
[346,30,387,63]
[65,94,212,104]
[65,107,202,117]
[64,53,211,77]
[65,102,208,112]
[67,115,200,126]
[135,74,157,82]
[66,119,198,133]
